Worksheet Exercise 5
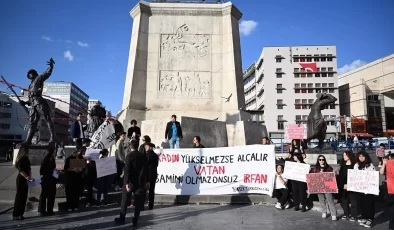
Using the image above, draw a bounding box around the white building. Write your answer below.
[88,99,103,112]
[0,92,27,143]
[244,46,340,142]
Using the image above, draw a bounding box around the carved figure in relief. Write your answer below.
[161,24,210,60]
[200,80,210,97]
[172,73,182,96]
[159,72,210,98]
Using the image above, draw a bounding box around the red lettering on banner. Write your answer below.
[243,174,267,184]
[159,154,179,163]
[193,165,225,175]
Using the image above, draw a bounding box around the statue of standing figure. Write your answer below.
[19,58,57,147]
[306,93,337,150]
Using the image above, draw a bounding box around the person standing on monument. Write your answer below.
[71,112,87,148]
[115,132,127,190]
[127,120,141,145]
[193,136,205,148]
[165,115,183,149]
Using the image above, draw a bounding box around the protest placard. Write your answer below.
[282,161,311,182]
[306,172,338,194]
[347,169,379,195]
[90,121,116,149]
[85,148,101,161]
[386,160,394,194]
[95,156,117,178]
[27,177,41,188]
[70,159,86,170]
[155,145,276,195]
[284,124,307,141]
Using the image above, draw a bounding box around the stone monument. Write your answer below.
[118,0,267,147]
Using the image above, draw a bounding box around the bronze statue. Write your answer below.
[306,93,337,150]
[19,58,57,147]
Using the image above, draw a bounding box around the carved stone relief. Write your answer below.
[158,71,211,98]
[160,24,211,60]
[151,9,222,17]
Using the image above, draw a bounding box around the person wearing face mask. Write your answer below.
[310,155,337,220]
[352,151,376,228]
[38,148,58,216]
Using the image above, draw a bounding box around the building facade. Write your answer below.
[338,53,394,136]
[43,81,89,135]
[88,99,103,112]
[243,63,264,123]
[249,46,340,142]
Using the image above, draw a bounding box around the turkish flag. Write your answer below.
[299,63,317,72]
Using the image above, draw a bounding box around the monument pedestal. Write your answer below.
[13,145,52,166]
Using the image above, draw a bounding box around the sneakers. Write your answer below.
[285,203,290,209]
[332,216,337,221]
[275,203,282,209]
[322,213,327,218]
[349,217,356,222]
[358,219,367,225]
[363,219,372,228]
[114,217,125,224]
[342,216,348,220]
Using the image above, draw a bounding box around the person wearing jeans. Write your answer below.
[165,115,183,149]
[310,155,337,220]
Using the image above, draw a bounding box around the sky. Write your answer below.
[0,0,393,115]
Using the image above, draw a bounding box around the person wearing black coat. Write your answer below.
[13,146,33,220]
[114,140,150,227]
[83,156,97,207]
[38,150,57,215]
[144,143,159,210]
[64,146,85,211]
[338,150,356,220]
[291,154,308,212]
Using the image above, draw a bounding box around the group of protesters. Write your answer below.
[271,138,392,228]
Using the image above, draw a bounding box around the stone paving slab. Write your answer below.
[0,204,392,230]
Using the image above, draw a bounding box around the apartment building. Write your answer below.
[245,46,340,142]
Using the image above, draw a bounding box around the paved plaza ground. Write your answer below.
[0,204,393,230]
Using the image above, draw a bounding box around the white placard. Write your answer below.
[282,161,311,182]
[90,121,116,149]
[155,145,276,195]
[85,148,101,160]
[52,170,59,179]
[347,169,379,195]
[27,177,41,188]
[95,156,117,178]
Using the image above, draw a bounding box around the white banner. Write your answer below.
[90,120,116,149]
[347,169,379,195]
[155,145,276,195]
[95,156,117,178]
[282,161,311,182]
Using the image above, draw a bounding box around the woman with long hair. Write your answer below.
[353,151,376,228]
[338,151,356,220]
[273,164,290,209]
[291,154,308,212]
[38,148,57,215]
[13,146,34,220]
[310,155,337,220]
[64,146,86,211]
[138,135,152,153]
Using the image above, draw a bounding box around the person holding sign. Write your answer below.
[338,151,357,221]
[114,140,150,227]
[291,154,308,212]
[353,151,376,228]
[38,149,57,216]
[310,155,337,220]
[64,146,86,211]
[272,164,290,209]
[12,146,33,220]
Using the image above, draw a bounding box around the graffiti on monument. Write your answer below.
[160,23,210,60]
[158,71,211,98]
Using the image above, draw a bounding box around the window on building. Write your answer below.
[301,83,306,88]
[0,123,10,129]
[322,89,328,93]
[316,68,320,72]
[295,84,300,88]
[294,68,299,72]
[276,73,283,78]
[276,68,282,73]
[315,83,321,87]
[321,57,327,62]
[294,73,299,78]
[328,67,333,72]
[300,68,305,73]
[306,58,312,62]
[328,73,334,77]
[302,115,308,121]
[276,58,282,63]
[277,115,284,130]
[0,112,11,118]
[314,57,320,62]
[302,99,307,104]
[277,99,283,109]
[322,73,327,77]
[301,73,306,78]
[307,73,313,78]
[329,83,334,87]
[277,84,283,94]
[329,89,335,93]
[373,95,379,101]
[296,115,301,123]
[315,73,321,77]
[307,83,313,88]
[321,67,327,72]
[294,58,299,62]
[300,58,305,62]
[322,83,327,87]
